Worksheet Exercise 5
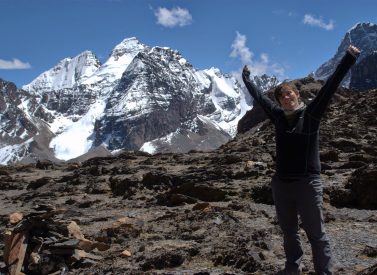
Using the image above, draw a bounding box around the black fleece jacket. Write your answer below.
[242,51,357,179]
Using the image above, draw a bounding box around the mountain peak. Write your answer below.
[80,38,146,88]
[23,50,100,93]
[110,37,146,59]
[344,22,377,50]
[314,22,377,85]
[348,22,377,33]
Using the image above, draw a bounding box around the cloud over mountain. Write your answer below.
[155,7,192,28]
[230,32,286,79]
[303,14,334,30]
[0,58,31,70]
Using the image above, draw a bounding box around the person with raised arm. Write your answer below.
[242,45,361,275]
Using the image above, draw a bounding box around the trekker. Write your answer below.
[242,45,360,275]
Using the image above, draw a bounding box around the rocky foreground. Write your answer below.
[0,79,376,274]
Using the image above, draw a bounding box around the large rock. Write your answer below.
[348,164,377,209]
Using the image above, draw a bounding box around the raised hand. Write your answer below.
[348,45,361,57]
[242,65,251,78]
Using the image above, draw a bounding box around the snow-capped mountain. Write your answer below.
[1,37,280,164]
[250,74,279,95]
[20,38,148,161]
[23,51,101,93]
[92,46,247,153]
[0,79,57,163]
[81,37,145,94]
[23,38,145,95]
[314,22,377,88]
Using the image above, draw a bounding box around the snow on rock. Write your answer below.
[202,68,250,137]
[139,142,157,155]
[49,100,106,160]
[18,37,147,161]
[82,37,145,90]
[23,51,101,93]
[0,139,33,164]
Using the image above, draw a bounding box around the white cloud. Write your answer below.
[0,58,31,70]
[230,31,286,79]
[303,14,334,30]
[230,32,252,64]
[155,7,192,28]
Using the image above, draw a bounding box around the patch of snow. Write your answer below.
[139,142,157,155]
[178,58,187,65]
[194,70,211,88]
[110,148,124,155]
[23,51,100,93]
[197,115,223,132]
[0,138,33,164]
[49,100,106,160]
[49,114,75,134]
[19,130,28,139]
[205,69,238,97]
[140,129,181,154]
[82,38,145,86]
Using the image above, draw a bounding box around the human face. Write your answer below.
[278,89,300,111]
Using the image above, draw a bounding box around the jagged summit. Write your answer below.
[251,74,280,94]
[110,37,146,59]
[343,22,377,54]
[347,22,377,34]
[22,38,146,95]
[314,22,377,87]
[93,44,244,152]
[81,38,145,88]
[23,51,100,93]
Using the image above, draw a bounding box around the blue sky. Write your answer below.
[1,0,376,87]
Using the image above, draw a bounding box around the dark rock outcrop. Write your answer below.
[348,164,377,209]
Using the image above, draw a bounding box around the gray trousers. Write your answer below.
[271,175,332,275]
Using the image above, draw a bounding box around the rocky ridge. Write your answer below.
[315,22,377,89]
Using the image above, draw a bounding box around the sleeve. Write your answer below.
[306,51,357,120]
[242,72,282,124]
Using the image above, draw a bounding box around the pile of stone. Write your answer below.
[2,205,109,275]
